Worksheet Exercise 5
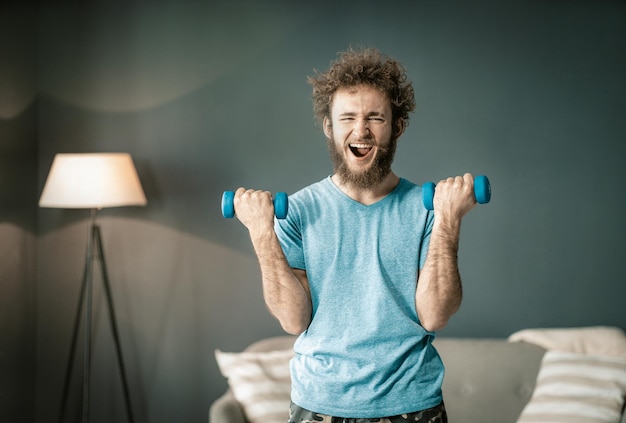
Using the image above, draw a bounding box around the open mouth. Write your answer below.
[349,143,373,158]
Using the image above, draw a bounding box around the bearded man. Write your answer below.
[232,48,478,423]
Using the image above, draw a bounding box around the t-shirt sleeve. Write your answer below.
[274,204,306,270]
[418,211,435,270]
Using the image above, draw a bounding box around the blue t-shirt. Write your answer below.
[275,177,444,418]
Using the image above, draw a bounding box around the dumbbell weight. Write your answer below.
[422,175,491,211]
[221,191,289,219]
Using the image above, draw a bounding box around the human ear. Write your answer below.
[323,117,333,139]
[394,118,406,138]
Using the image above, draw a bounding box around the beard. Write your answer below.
[327,133,398,190]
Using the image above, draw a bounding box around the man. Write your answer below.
[232,48,477,423]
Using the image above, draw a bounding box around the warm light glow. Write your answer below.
[39,153,147,209]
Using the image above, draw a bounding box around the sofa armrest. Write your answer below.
[209,390,246,423]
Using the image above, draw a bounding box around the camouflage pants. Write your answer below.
[288,401,447,423]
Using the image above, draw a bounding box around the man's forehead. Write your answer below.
[331,85,390,113]
[334,84,384,96]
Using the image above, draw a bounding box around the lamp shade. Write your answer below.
[39,153,147,209]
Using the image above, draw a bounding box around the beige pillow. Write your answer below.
[215,348,294,423]
[517,350,626,423]
[508,326,626,358]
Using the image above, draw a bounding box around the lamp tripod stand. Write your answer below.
[58,209,135,423]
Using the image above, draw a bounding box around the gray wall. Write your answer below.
[0,2,38,422]
[9,0,625,422]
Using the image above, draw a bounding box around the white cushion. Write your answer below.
[509,326,626,358]
[517,350,626,423]
[215,348,294,423]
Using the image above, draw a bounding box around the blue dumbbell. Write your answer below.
[221,191,289,219]
[422,175,491,211]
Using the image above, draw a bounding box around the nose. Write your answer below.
[352,118,370,139]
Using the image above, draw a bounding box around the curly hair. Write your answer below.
[307,48,416,126]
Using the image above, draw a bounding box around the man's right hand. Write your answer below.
[233,188,277,236]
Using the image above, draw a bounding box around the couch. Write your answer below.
[211,335,626,423]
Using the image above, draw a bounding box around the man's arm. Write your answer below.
[234,188,312,335]
[416,174,476,332]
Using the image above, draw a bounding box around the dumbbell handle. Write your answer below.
[422,175,491,211]
[221,191,289,219]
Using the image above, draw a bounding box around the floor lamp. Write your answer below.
[39,153,147,423]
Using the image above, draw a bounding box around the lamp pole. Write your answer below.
[59,209,135,423]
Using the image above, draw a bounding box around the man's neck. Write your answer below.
[331,172,400,206]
